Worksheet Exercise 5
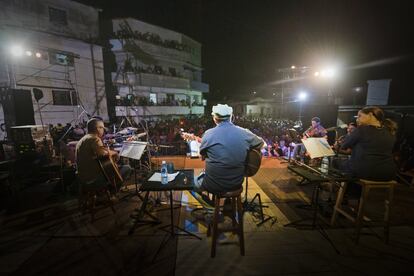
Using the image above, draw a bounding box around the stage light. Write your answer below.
[10,45,23,57]
[35,52,42,58]
[298,91,307,101]
[272,92,276,96]
[291,65,296,69]
[253,91,256,95]
[325,68,335,77]
[314,71,320,77]
[25,50,33,56]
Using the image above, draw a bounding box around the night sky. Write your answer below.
[80,0,414,104]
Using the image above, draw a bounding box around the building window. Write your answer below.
[149,93,157,105]
[49,51,74,66]
[49,7,67,26]
[52,90,77,106]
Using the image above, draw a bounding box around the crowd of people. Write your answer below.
[47,116,303,160]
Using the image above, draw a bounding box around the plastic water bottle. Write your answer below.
[161,160,168,184]
[321,156,329,175]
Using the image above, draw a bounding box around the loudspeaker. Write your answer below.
[33,88,44,102]
[0,88,35,138]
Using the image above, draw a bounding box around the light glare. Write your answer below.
[11,45,23,57]
[298,92,307,101]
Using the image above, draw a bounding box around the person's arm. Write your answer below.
[341,127,361,150]
[245,128,265,150]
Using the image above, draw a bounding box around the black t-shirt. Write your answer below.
[341,125,396,181]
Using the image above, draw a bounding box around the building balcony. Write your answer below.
[112,72,190,89]
[110,39,197,65]
[115,105,205,117]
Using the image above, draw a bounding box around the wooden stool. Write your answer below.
[331,179,396,244]
[207,187,244,257]
[78,179,116,222]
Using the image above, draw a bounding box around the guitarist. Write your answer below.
[76,118,131,192]
[194,104,264,195]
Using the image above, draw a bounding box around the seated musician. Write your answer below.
[334,122,356,154]
[76,118,132,192]
[193,104,265,196]
[340,106,397,181]
[292,117,327,162]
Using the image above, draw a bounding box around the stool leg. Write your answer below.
[237,195,245,256]
[90,193,97,222]
[355,186,369,244]
[384,185,394,243]
[106,190,116,214]
[331,182,347,226]
[211,196,220,258]
[231,197,237,229]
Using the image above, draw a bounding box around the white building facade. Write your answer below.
[108,18,208,120]
[0,0,108,131]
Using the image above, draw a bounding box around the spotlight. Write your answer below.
[325,68,335,77]
[314,71,320,77]
[10,45,23,57]
[291,65,296,69]
[35,52,42,58]
[298,91,307,101]
[25,50,33,56]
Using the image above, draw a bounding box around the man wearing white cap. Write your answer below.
[194,104,264,194]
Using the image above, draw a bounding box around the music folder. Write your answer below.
[120,141,147,160]
[301,138,335,159]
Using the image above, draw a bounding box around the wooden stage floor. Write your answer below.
[1,157,414,275]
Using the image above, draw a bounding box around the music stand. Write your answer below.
[120,141,161,227]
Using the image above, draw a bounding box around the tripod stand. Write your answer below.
[243,176,276,226]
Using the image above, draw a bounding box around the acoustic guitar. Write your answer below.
[98,155,123,188]
[180,131,262,177]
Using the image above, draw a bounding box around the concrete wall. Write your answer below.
[0,0,100,40]
[0,0,108,125]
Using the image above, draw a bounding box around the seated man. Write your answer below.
[194,104,264,196]
[76,118,132,192]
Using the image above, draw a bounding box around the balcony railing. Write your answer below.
[112,72,190,89]
[115,105,205,117]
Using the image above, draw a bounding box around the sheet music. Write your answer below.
[148,172,180,182]
[301,138,335,159]
[120,141,147,160]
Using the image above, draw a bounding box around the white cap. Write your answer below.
[211,104,233,118]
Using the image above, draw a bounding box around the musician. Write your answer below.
[76,118,131,190]
[334,122,356,154]
[292,117,327,161]
[194,104,264,194]
[341,106,397,181]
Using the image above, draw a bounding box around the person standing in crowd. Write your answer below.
[292,117,327,162]
[76,118,132,191]
[194,104,265,194]
[341,106,397,180]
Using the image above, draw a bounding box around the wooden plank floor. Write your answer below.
[1,157,414,275]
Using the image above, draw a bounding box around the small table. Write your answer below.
[128,169,201,240]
